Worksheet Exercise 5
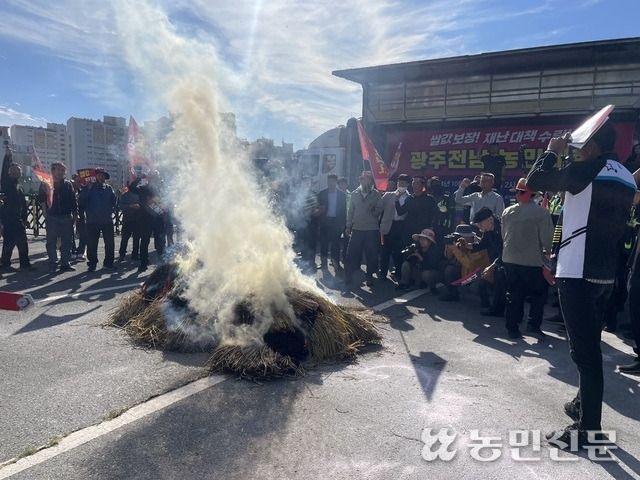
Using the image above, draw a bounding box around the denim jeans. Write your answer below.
[557,277,612,430]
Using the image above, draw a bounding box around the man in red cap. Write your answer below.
[500,178,553,339]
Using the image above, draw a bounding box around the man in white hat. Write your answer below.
[395,228,445,294]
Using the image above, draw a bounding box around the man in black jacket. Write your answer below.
[395,228,445,293]
[128,170,166,272]
[37,162,77,273]
[395,175,438,248]
[0,147,31,269]
[317,173,347,270]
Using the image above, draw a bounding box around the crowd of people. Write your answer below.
[291,129,640,450]
[0,146,172,275]
[2,126,640,451]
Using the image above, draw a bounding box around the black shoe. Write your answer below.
[603,325,616,333]
[48,265,58,274]
[480,309,503,317]
[564,401,580,422]
[439,293,459,302]
[87,264,96,272]
[430,287,438,295]
[395,284,410,292]
[545,423,588,450]
[20,263,35,271]
[137,265,148,273]
[525,325,546,339]
[507,329,522,339]
[365,275,374,287]
[59,264,76,272]
[618,360,640,374]
[103,264,117,271]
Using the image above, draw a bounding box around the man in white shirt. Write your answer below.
[379,174,409,280]
[455,172,505,221]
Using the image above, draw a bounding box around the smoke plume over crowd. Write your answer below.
[113,1,319,346]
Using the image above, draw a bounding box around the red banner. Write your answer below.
[127,116,154,183]
[357,119,389,191]
[31,147,53,208]
[387,121,636,191]
[76,168,97,185]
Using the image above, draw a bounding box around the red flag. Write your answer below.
[127,116,154,182]
[389,142,402,177]
[31,147,53,208]
[356,120,389,191]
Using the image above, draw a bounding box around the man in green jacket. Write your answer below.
[344,171,383,288]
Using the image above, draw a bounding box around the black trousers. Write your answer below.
[86,222,115,267]
[318,217,342,263]
[0,221,29,267]
[477,266,506,313]
[139,215,165,267]
[345,230,379,281]
[119,218,140,257]
[626,273,640,358]
[379,220,405,277]
[557,278,612,431]
[504,263,546,332]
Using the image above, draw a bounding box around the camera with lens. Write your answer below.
[401,243,422,267]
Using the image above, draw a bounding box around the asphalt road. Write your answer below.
[0,236,639,479]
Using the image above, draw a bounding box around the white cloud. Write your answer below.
[0,104,47,126]
[1,0,620,148]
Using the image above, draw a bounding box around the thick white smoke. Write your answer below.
[113,1,320,345]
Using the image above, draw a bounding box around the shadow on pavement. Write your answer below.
[79,377,311,479]
[13,305,102,334]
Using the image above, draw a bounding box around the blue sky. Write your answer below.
[0,0,637,150]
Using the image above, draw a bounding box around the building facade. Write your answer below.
[67,116,127,187]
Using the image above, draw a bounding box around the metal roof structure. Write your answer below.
[333,38,640,125]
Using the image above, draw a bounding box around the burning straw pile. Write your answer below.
[109,263,382,381]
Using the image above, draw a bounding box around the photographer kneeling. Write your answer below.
[395,229,446,294]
